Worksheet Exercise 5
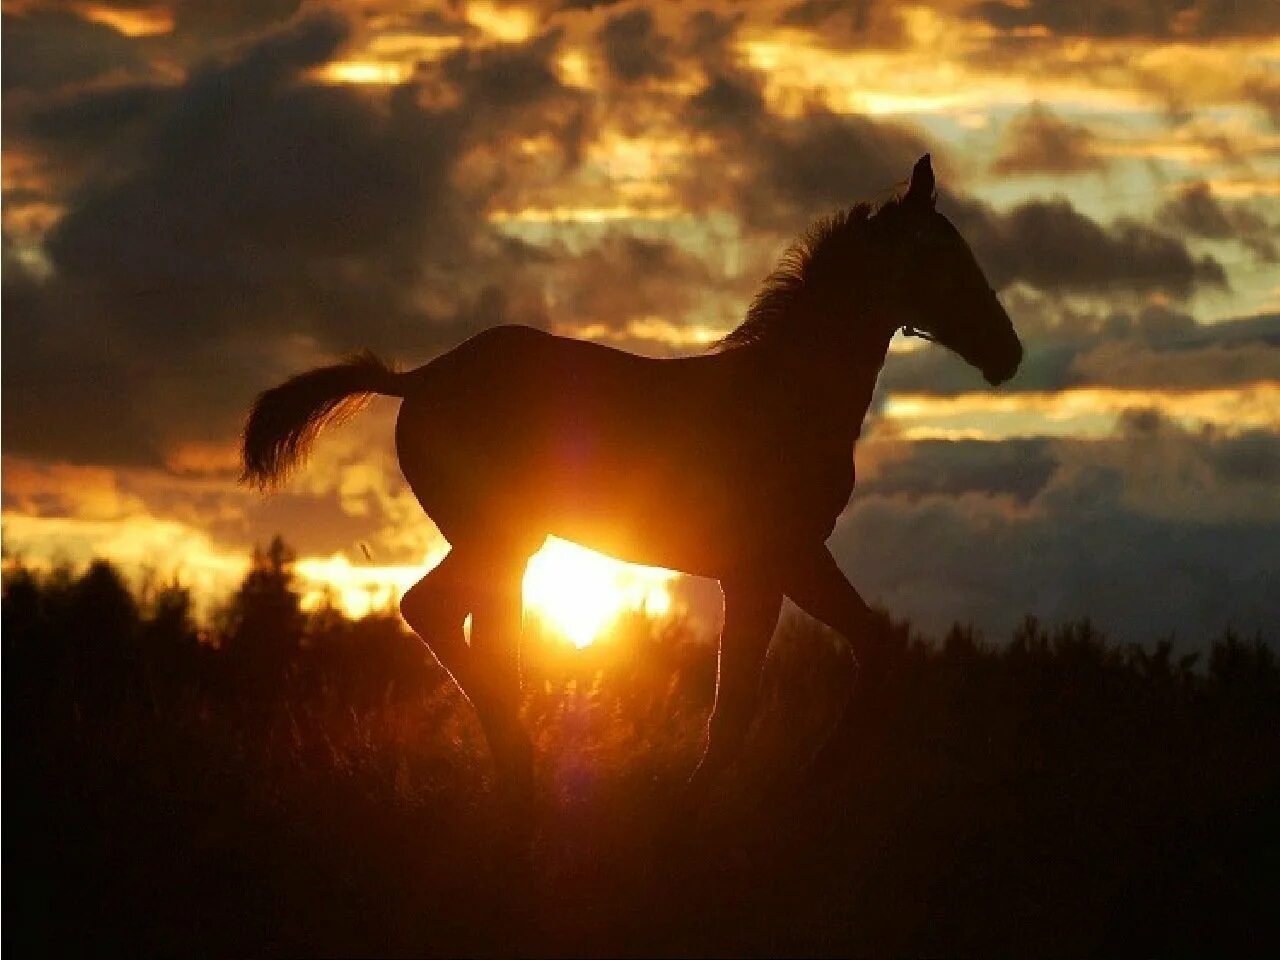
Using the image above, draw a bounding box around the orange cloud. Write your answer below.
[73,2,174,37]
[882,383,1280,440]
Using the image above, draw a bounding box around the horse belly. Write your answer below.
[542,487,744,577]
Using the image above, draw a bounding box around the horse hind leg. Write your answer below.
[467,557,535,808]
[399,545,535,805]
[400,550,476,694]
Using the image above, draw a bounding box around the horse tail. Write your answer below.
[241,351,405,490]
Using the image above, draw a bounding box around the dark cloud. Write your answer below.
[440,28,591,163]
[1,1,313,98]
[1068,337,1280,390]
[7,81,174,200]
[859,437,1058,502]
[546,233,729,350]
[2,243,163,465]
[1157,181,1276,261]
[442,28,571,112]
[558,0,628,10]
[596,8,674,83]
[751,112,928,220]
[3,10,586,466]
[42,10,455,351]
[964,0,1280,39]
[1161,183,1236,237]
[171,0,303,37]
[1,9,151,93]
[18,80,172,149]
[777,0,906,46]
[682,9,741,64]
[948,196,1228,298]
[991,102,1106,176]
[684,92,931,227]
[1243,74,1280,127]
[685,70,766,132]
[834,414,1280,643]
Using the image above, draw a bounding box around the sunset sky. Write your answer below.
[4,0,1278,644]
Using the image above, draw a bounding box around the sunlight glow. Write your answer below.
[570,318,726,347]
[465,1,535,43]
[296,555,424,619]
[522,538,675,648]
[301,539,677,647]
[315,61,411,86]
[74,2,174,37]
[488,204,684,224]
[883,383,1280,439]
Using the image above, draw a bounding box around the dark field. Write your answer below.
[4,545,1278,957]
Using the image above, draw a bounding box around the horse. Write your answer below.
[241,155,1022,806]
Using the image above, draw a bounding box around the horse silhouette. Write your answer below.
[241,155,1022,806]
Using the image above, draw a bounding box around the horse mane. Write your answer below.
[716,197,902,352]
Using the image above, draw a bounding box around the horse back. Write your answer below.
[396,325,853,572]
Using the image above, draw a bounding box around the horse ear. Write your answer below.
[905,154,935,208]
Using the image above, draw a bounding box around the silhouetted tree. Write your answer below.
[137,578,204,706]
[66,560,142,710]
[220,536,304,701]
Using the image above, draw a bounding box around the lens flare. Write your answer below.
[521,538,675,648]
[294,538,675,648]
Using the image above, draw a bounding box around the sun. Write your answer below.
[521,537,675,648]
[294,537,674,648]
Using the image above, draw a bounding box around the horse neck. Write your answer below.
[753,309,896,443]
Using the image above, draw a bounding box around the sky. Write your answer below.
[3,0,1279,645]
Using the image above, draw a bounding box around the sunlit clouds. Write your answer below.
[882,383,1280,440]
[73,2,174,37]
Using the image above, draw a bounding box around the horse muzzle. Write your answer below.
[982,338,1023,386]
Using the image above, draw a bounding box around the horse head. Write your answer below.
[880,155,1023,386]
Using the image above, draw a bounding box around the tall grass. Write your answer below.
[4,549,1277,956]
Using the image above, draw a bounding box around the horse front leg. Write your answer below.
[783,543,886,666]
[687,580,783,801]
[781,544,890,774]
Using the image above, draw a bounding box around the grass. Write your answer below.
[4,554,1278,956]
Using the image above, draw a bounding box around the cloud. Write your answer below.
[682,9,740,65]
[1,243,165,465]
[545,232,733,348]
[1068,340,1280,391]
[4,10,588,467]
[991,102,1106,175]
[947,196,1228,298]
[963,0,1280,39]
[2,400,436,568]
[833,413,1280,642]
[684,69,766,132]
[681,76,1224,300]
[596,8,674,83]
[1157,181,1276,261]
[1,8,151,92]
[857,436,1058,502]
[170,0,303,38]
[1243,73,1280,127]
[776,0,907,47]
[878,383,1280,441]
[683,89,932,228]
